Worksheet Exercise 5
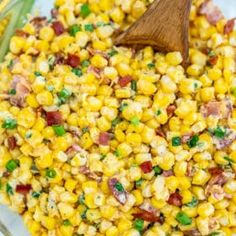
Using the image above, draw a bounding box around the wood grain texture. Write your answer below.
[115,0,192,64]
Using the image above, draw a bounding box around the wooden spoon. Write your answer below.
[115,0,192,64]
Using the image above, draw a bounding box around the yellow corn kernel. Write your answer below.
[192,169,210,185]
[137,79,157,95]
[36,90,54,106]
[39,26,55,41]
[214,151,229,165]
[160,76,177,93]
[26,94,39,108]
[178,176,191,190]
[100,205,117,219]
[197,202,214,217]
[115,88,131,98]
[200,87,215,102]
[214,78,228,94]
[10,36,25,54]
[126,133,142,146]
[117,219,132,233]
[106,226,119,236]
[41,216,56,230]
[97,116,111,132]
[187,64,203,76]
[58,202,75,219]
[165,176,179,191]
[17,108,36,129]
[173,161,187,176]
[166,52,183,66]
[91,54,108,68]
[117,142,132,158]
[208,67,222,80]
[110,7,125,23]
[104,66,118,80]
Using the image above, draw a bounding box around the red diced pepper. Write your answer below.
[67,54,80,68]
[52,21,65,36]
[140,161,153,173]
[118,76,132,87]
[16,184,32,195]
[46,111,63,126]
[167,192,183,206]
[208,167,224,175]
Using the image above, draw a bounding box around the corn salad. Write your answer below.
[0,0,236,235]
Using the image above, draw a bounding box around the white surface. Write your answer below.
[0,0,236,235]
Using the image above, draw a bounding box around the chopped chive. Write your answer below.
[100,154,107,160]
[53,125,66,136]
[80,3,91,18]
[63,220,72,226]
[25,131,32,139]
[81,60,90,68]
[2,118,17,129]
[46,169,57,178]
[82,127,89,134]
[135,179,143,187]
[7,60,13,69]
[172,136,181,146]
[213,126,226,139]
[187,135,199,148]
[185,197,198,207]
[84,24,94,32]
[6,159,19,172]
[131,80,137,91]
[114,182,124,192]
[194,83,198,89]
[108,48,118,57]
[153,166,162,175]
[224,156,235,163]
[147,63,155,69]
[32,191,41,198]
[9,89,16,95]
[96,22,111,27]
[133,218,144,231]
[156,109,161,116]
[78,193,85,204]
[114,149,121,157]
[72,68,83,77]
[112,117,121,127]
[176,212,192,225]
[130,117,140,126]
[119,103,128,112]
[34,71,42,76]
[81,209,87,219]
[47,85,55,91]
[69,24,81,36]
[209,232,221,236]
[58,88,72,103]
[6,183,13,195]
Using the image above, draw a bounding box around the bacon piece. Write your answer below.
[66,144,86,158]
[52,21,65,36]
[54,53,65,65]
[200,100,232,119]
[181,132,193,144]
[98,132,110,146]
[79,166,102,182]
[30,17,47,31]
[198,0,224,25]
[224,18,236,34]
[208,167,224,176]
[166,104,176,117]
[155,128,165,138]
[87,66,101,78]
[118,76,132,87]
[2,171,10,177]
[108,178,127,205]
[51,9,58,18]
[7,136,17,150]
[207,55,218,66]
[133,209,162,223]
[208,173,227,186]
[10,75,31,107]
[162,170,173,177]
[16,184,32,195]
[67,54,80,68]
[140,161,153,173]
[184,230,201,236]
[15,29,29,38]
[87,47,109,60]
[167,192,183,206]
[46,111,63,126]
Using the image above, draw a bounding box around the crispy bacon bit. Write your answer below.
[118,76,132,87]
[133,209,162,223]
[207,55,218,66]
[7,136,17,150]
[155,128,165,138]
[52,21,65,36]
[167,192,182,206]
[98,132,110,146]
[181,133,193,144]
[2,171,10,177]
[108,178,127,205]
[10,75,31,107]
[184,229,201,236]
[200,100,232,119]
[208,167,224,176]
[199,0,224,25]
[140,161,153,173]
[30,17,47,30]
[66,144,86,157]
[79,166,102,182]
[15,29,29,38]
[51,9,58,18]
[67,54,80,68]
[87,47,109,60]
[224,18,236,34]
[16,184,32,195]
[46,111,63,126]
[162,170,173,177]
[208,173,227,186]
[166,104,176,117]
[87,66,101,78]
[54,53,65,65]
